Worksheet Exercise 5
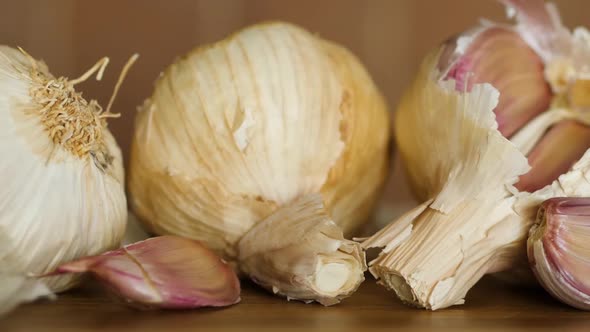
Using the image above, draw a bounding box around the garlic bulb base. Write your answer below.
[238,194,366,306]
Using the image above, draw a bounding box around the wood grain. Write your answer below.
[2,276,589,332]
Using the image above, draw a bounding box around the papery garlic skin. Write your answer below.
[128,23,388,303]
[528,198,590,310]
[364,54,531,309]
[238,194,366,306]
[365,0,590,310]
[0,46,127,292]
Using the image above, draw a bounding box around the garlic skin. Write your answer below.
[365,1,590,310]
[128,22,388,304]
[50,236,241,309]
[528,197,590,310]
[238,194,366,305]
[0,46,128,292]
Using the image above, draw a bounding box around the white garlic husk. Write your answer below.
[364,0,590,310]
[128,22,389,304]
[0,46,128,294]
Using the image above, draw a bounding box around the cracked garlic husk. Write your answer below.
[528,197,590,310]
[0,46,132,311]
[128,22,389,305]
[364,0,590,310]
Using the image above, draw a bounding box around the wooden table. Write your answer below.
[2,275,588,332]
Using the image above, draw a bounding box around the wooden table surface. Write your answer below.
[2,275,589,332]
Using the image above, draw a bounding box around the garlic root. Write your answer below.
[238,194,366,306]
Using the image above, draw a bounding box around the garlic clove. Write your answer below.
[237,194,366,306]
[442,27,551,138]
[516,121,590,193]
[528,197,590,310]
[50,236,240,309]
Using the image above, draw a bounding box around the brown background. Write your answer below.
[1,0,589,163]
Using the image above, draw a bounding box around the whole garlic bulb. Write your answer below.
[364,0,590,310]
[0,46,128,292]
[129,22,389,304]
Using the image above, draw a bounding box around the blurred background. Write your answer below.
[1,0,588,163]
[3,0,590,231]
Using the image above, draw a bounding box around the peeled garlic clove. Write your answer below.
[50,236,240,309]
[128,22,389,303]
[516,121,590,193]
[238,194,366,306]
[443,27,551,138]
[528,197,590,310]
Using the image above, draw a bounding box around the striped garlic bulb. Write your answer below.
[129,22,389,305]
[0,46,128,293]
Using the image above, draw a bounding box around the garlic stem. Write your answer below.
[237,194,366,306]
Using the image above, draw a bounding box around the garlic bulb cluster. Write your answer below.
[129,22,389,304]
[365,0,590,310]
[528,197,590,310]
[0,46,129,293]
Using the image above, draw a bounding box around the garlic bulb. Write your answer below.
[0,46,132,293]
[364,0,590,310]
[528,197,590,310]
[128,22,389,304]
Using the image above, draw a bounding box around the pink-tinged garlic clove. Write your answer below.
[49,236,240,309]
[516,121,590,193]
[443,27,552,138]
[528,197,590,310]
